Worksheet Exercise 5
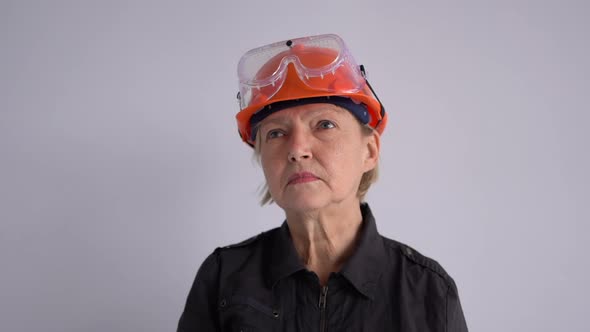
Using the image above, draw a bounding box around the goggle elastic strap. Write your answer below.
[360,65,386,130]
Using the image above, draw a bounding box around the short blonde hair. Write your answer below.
[253,124,379,206]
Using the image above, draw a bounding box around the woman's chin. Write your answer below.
[275,195,329,213]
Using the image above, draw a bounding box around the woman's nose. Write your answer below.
[287,128,312,162]
[288,150,311,162]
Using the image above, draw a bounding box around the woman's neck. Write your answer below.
[285,201,363,286]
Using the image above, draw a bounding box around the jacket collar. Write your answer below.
[338,203,383,300]
[265,203,384,300]
[266,220,306,288]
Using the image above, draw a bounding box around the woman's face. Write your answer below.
[258,103,379,213]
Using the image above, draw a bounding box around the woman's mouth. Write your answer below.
[288,172,319,185]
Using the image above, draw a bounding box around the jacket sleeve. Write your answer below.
[446,282,468,332]
[177,250,221,332]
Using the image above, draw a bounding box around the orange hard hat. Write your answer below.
[236,34,387,146]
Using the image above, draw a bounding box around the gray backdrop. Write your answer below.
[1,1,588,331]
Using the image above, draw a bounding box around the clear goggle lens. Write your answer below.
[237,34,365,110]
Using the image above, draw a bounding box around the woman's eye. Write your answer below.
[266,129,284,139]
[318,120,336,129]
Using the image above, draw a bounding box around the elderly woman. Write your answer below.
[178,34,468,331]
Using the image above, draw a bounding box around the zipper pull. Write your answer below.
[318,286,328,309]
[319,286,329,332]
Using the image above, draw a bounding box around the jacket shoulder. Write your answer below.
[219,234,261,250]
[382,237,458,291]
[216,226,281,252]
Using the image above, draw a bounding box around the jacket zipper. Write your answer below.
[319,286,328,332]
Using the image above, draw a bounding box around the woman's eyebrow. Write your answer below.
[306,107,346,119]
[260,118,288,128]
[261,106,345,128]
[309,108,344,118]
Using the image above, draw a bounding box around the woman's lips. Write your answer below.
[288,172,319,185]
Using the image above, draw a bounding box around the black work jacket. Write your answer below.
[178,204,468,331]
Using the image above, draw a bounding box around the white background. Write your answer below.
[1,1,588,331]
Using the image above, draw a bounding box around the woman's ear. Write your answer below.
[363,130,380,172]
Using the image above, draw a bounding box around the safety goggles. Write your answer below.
[237,34,366,110]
